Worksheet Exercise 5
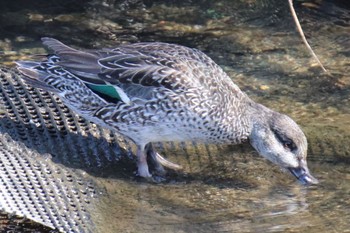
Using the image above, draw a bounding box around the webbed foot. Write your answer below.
[136,143,183,182]
[146,143,182,176]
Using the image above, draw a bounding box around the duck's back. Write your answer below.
[48,40,241,98]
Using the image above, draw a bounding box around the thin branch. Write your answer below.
[288,0,327,73]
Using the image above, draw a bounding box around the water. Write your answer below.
[0,0,349,232]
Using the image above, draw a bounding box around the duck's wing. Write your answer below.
[42,38,101,75]
[41,38,205,104]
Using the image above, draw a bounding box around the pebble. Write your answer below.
[28,13,44,22]
[54,14,75,22]
[259,85,270,91]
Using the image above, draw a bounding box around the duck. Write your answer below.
[16,37,318,184]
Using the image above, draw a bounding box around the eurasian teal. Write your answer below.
[16,38,318,184]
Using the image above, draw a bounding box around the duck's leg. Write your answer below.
[136,144,152,178]
[146,143,182,176]
[145,143,166,176]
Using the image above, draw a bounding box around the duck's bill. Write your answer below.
[288,166,319,185]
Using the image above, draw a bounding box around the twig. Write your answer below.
[288,0,327,73]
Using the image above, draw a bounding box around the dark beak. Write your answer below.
[288,160,318,185]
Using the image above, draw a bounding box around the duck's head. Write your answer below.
[249,109,318,185]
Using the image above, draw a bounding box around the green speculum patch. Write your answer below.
[86,83,121,102]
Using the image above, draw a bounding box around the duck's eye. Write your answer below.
[283,141,296,151]
[272,129,297,151]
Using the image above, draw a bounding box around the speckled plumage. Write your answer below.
[17,38,318,184]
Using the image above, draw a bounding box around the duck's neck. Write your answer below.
[245,99,273,138]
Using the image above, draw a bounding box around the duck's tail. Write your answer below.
[16,56,108,118]
[16,60,57,92]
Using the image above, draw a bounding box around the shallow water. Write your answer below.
[0,0,349,232]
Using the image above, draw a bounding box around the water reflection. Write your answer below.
[93,176,333,233]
